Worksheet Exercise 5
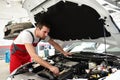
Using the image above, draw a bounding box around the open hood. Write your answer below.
[23,0,120,46]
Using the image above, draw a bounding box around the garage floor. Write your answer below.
[0,60,10,80]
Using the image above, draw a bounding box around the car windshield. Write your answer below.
[64,42,120,54]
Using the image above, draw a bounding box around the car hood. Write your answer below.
[23,0,120,47]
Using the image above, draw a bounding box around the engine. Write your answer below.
[7,53,120,80]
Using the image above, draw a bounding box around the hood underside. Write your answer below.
[34,1,111,41]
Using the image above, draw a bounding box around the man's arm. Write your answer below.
[24,43,59,75]
[48,39,71,56]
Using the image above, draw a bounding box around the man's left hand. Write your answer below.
[63,52,72,57]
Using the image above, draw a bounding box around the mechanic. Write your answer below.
[9,22,71,75]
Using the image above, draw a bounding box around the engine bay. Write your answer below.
[9,52,120,80]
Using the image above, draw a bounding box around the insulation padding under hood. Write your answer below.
[34,1,111,40]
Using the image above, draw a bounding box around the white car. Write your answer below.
[6,0,120,80]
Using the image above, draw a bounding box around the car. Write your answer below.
[6,41,120,80]
[4,21,34,40]
[6,0,120,80]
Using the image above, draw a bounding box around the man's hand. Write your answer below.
[49,66,59,76]
[63,52,72,57]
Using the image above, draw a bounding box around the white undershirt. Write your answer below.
[14,28,50,44]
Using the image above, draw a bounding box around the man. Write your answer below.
[10,22,70,75]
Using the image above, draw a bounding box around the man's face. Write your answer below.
[37,25,50,39]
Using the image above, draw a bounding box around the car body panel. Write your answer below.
[96,0,120,32]
[4,22,34,40]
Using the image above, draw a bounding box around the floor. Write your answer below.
[0,60,10,80]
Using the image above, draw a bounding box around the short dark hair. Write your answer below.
[35,22,51,29]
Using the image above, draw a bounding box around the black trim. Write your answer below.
[26,30,41,43]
